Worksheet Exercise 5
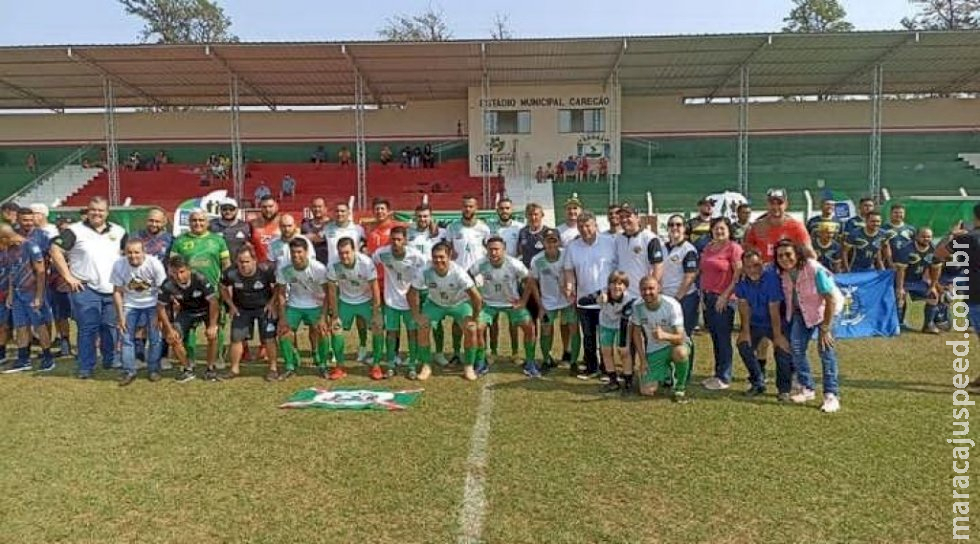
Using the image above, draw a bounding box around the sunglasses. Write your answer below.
[220,206,236,211]
[668,222,684,227]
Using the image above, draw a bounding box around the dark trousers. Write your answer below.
[576,307,601,374]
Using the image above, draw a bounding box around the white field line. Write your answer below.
[457,377,495,544]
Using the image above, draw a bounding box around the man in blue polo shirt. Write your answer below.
[734,249,791,398]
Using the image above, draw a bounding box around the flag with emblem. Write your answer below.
[833,270,899,339]
[279,387,424,411]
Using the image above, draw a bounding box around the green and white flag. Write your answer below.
[280,387,423,411]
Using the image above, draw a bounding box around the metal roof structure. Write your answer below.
[0,30,978,110]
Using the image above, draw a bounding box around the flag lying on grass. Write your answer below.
[279,387,423,411]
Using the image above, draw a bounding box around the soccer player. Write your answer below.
[209,198,251,259]
[528,228,580,372]
[334,200,371,362]
[843,197,876,235]
[327,237,385,379]
[407,204,448,364]
[170,209,230,287]
[445,195,491,363]
[470,236,535,376]
[629,275,693,403]
[409,242,483,381]
[894,227,941,334]
[269,213,315,269]
[157,256,220,383]
[844,210,890,272]
[807,199,842,239]
[487,198,526,364]
[276,239,332,379]
[220,245,280,380]
[883,204,916,266]
[323,201,366,264]
[578,271,636,393]
[300,197,332,264]
[250,195,281,264]
[112,239,167,385]
[0,224,54,373]
[813,223,843,273]
[373,226,426,377]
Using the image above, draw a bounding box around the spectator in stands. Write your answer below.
[844,197,876,234]
[744,188,812,262]
[577,156,589,182]
[218,155,231,180]
[155,150,169,167]
[732,203,752,244]
[2,202,20,225]
[562,156,577,181]
[411,146,423,168]
[807,198,841,238]
[81,158,91,168]
[554,160,564,182]
[250,195,281,264]
[49,196,127,379]
[686,198,714,251]
[209,198,251,259]
[127,151,141,171]
[597,156,609,181]
[338,146,352,167]
[657,214,700,338]
[280,174,297,201]
[400,146,411,168]
[422,143,435,168]
[311,145,326,166]
[301,197,331,264]
[380,145,393,166]
[774,239,841,412]
[253,181,272,206]
[699,217,743,391]
[26,153,37,175]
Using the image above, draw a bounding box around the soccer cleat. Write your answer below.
[598,374,611,384]
[541,356,558,373]
[356,347,369,363]
[560,351,572,364]
[433,353,449,367]
[37,359,56,373]
[820,393,841,413]
[417,364,432,381]
[790,388,816,404]
[448,354,461,367]
[522,360,542,379]
[118,373,137,387]
[2,361,32,374]
[175,368,196,383]
[328,367,347,381]
[369,365,384,381]
[393,355,403,367]
[576,371,599,381]
[463,366,478,381]
[569,363,581,377]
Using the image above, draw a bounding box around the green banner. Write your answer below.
[883,199,978,235]
[279,387,424,411]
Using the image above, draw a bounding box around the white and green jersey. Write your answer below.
[445,219,491,271]
[269,234,316,270]
[469,255,529,308]
[629,295,685,353]
[407,225,445,265]
[422,262,475,308]
[276,259,329,309]
[373,245,425,310]
[326,253,377,305]
[322,220,365,264]
[488,218,525,257]
[529,249,569,311]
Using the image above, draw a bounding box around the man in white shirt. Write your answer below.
[407,204,449,365]
[269,213,315,270]
[111,239,167,385]
[444,195,490,363]
[486,197,527,364]
[408,242,483,381]
[470,236,536,377]
[614,203,663,299]
[563,211,617,379]
[373,226,427,378]
[629,275,693,403]
[322,202,366,264]
[327,237,384,380]
[528,228,580,372]
[276,238,331,380]
[558,194,583,245]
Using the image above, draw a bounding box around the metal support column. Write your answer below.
[229,75,244,204]
[737,65,750,197]
[102,77,120,206]
[869,64,883,202]
[480,66,492,209]
[606,71,621,205]
[354,72,367,210]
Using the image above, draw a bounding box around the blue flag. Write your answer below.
[833,270,900,339]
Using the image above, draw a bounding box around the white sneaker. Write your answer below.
[790,388,816,404]
[356,347,369,363]
[820,393,841,413]
[433,353,449,366]
[702,377,730,391]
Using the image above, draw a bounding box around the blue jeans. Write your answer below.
[737,325,795,392]
[703,293,735,383]
[787,311,839,396]
[121,307,162,375]
[678,291,700,338]
[70,287,118,376]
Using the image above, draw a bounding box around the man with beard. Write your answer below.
[445,195,491,364]
[558,195,582,245]
[209,198,251,260]
[250,195,281,264]
[486,197,525,363]
[844,210,889,272]
[276,239,332,379]
[894,227,941,334]
[300,197,332,265]
[844,197,876,236]
[606,204,622,236]
[373,226,427,378]
[744,188,812,262]
[408,204,448,365]
[630,275,693,403]
[363,198,402,362]
[220,245,280,380]
[269,213,315,270]
[323,201,366,264]
[732,203,753,244]
[328,238,385,379]
[882,203,916,266]
[806,198,842,240]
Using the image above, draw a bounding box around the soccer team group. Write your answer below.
[0,187,973,413]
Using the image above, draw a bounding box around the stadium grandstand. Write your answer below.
[0,30,978,220]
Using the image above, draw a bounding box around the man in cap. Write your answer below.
[686,198,714,250]
[209,198,252,260]
[29,203,59,240]
[744,188,812,262]
[558,194,582,245]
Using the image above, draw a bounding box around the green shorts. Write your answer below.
[285,306,322,331]
[478,305,532,326]
[422,299,472,326]
[384,306,417,332]
[641,340,693,384]
[599,325,620,348]
[339,299,374,330]
[541,306,577,326]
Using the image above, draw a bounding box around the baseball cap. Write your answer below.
[618,202,639,215]
[564,193,582,208]
[219,197,238,209]
[767,188,787,201]
[697,197,714,206]
[543,228,561,241]
[29,203,49,216]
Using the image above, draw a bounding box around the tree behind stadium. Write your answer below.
[902,0,979,30]
[119,0,238,43]
[782,0,855,33]
[378,6,453,41]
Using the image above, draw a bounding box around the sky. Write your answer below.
[0,0,919,46]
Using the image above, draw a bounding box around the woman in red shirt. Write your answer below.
[699,217,744,390]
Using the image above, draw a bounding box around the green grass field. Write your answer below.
[0,309,962,543]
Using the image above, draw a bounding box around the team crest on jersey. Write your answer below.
[234,282,244,289]
[235,231,245,239]
[253,281,264,289]
[428,282,438,289]
[182,241,195,251]
[192,290,202,297]
[632,245,642,254]
[670,254,680,263]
